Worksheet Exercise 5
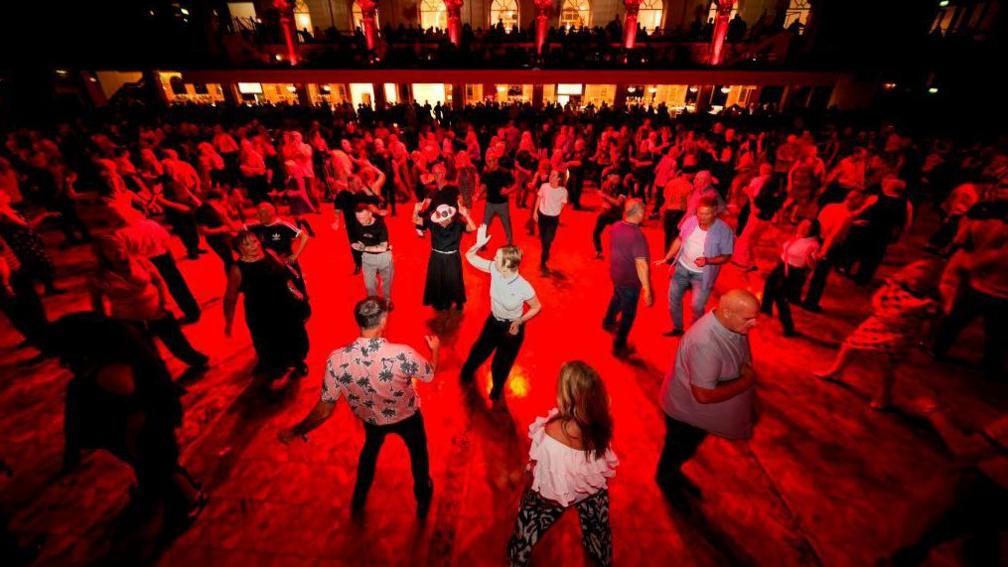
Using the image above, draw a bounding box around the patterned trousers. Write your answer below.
[506,487,612,567]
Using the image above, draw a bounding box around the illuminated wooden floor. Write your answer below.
[1,194,1003,565]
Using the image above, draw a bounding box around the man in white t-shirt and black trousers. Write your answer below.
[533,170,568,275]
[461,226,542,403]
[351,204,394,307]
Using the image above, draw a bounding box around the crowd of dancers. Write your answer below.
[1,100,1006,564]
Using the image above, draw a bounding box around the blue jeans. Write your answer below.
[603,285,641,348]
[668,263,710,331]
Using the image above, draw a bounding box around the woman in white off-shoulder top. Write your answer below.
[506,361,619,567]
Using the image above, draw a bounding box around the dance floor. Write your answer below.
[1,193,1003,565]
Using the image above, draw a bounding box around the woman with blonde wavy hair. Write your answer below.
[507,361,618,567]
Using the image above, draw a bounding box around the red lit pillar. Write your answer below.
[708,0,736,65]
[359,0,379,51]
[273,0,299,65]
[445,0,464,47]
[623,0,641,49]
[534,0,552,56]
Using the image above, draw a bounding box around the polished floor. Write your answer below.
[1,193,1004,565]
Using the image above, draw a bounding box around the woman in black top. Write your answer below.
[847,177,913,285]
[414,201,476,311]
[53,312,205,528]
[196,189,240,271]
[223,230,310,382]
[334,174,383,273]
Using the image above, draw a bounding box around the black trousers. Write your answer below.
[352,411,432,507]
[602,285,640,349]
[592,209,621,254]
[568,169,584,209]
[0,269,49,351]
[656,415,708,485]
[149,253,201,320]
[803,252,837,308]
[206,235,234,271]
[537,213,559,267]
[130,315,206,367]
[933,285,1008,375]
[662,209,685,253]
[761,263,808,334]
[461,315,525,400]
[165,209,201,257]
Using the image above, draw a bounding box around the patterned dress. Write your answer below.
[844,282,938,358]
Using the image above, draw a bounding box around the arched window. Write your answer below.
[352,1,380,32]
[419,0,447,30]
[559,0,591,29]
[489,0,520,32]
[293,0,313,35]
[783,0,812,34]
[638,0,663,31]
[707,1,738,23]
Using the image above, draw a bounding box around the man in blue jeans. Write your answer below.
[603,199,653,357]
[657,196,734,336]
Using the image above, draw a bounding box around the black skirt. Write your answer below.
[423,251,465,310]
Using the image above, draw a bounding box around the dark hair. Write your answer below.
[804,219,822,238]
[354,296,388,329]
[231,228,258,252]
[697,195,719,210]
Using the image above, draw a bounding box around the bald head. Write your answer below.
[624,198,645,223]
[716,289,759,334]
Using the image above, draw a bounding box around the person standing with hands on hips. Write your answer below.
[461,225,542,404]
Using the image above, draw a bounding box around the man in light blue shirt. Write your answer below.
[656,196,735,336]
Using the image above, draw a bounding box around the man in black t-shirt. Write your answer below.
[334,177,383,273]
[479,154,515,244]
[248,203,307,262]
[352,205,394,303]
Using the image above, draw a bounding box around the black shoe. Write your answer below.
[783,329,801,338]
[612,344,635,358]
[602,322,617,334]
[416,479,434,519]
[179,313,201,325]
[799,302,822,313]
[594,252,604,260]
[187,353,210,369]
[662,329,684,337]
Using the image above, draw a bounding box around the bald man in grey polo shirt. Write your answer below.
[656,289,759,506]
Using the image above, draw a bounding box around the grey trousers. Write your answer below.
[483,201,513,244]
[362,251,394,299]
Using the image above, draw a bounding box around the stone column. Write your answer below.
[708,0,736,65]
[359,0,379,51]
[623,0,641,49]
[273,0,299,65]
[445,0,464,46]
[534,0,552,56]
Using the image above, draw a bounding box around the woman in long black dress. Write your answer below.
[223,229,310,383]
[413,201,476,311]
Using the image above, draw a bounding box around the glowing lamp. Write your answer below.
[928,87,939,94]
[627,86,636,93]
[648,87,657,94]
[180,8,190,15]
[286,85,298,93]
[883,82,897,90]
[688,86,699,93]
[938,0,949,6]
[321,85,331,93]
[720,86,731,94]
[275,54,283,61]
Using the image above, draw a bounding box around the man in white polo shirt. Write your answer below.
[533,170,569,275]
[461,226,543,402]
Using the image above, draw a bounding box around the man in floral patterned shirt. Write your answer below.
[279,297,440,518]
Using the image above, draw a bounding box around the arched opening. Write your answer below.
[351,1,380,32]
[489,0,520,32]
[638,0,663,32]
[559,0,591,29]
[419,0,448,30]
